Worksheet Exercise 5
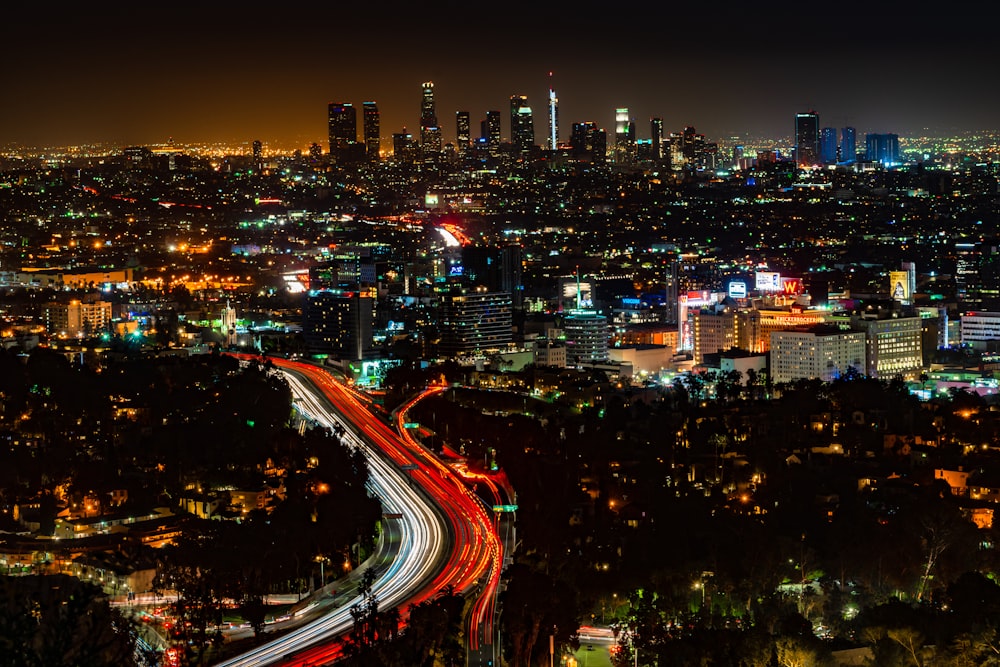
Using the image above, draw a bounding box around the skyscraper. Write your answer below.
[865,133,900,166]
[795,111,819,166]
[510,95,534,152]
[650,117,664,161]
[328,102,357,157]
[420,82,441,156]
[840,127,857,163]
[456,111,471,152]
[485,111,502,154]
[548,84,558,150]
[362,101,380,161]
[819,127,838,164]
[614,108,635,163]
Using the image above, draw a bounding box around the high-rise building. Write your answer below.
[548,85,558,150]
[251,140,263,171]
[865,133,900,166]
[770,326,866,384]
[43,299,112,338]
[437,290,514,357]
[420,82,442,156]
[456,111,471,152]
[328,102,358,157]
[483,110,502,155]
[840,127,857,163]
[795,111,819,166]
[569,122,606,162]
[510,95,534,152]
[303,288,376,360]
[392,129,416,162]
[819,127,838,164]
[851,314,922,380]
[362,101,380,161]
[650,117,663,160]
[564,311,609,365]
[614,108,635,163]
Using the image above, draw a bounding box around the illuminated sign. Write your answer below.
[755,271,782,292]
[890,271,910,301]
[425,193,439,207]
[782,278,802,295]
[728,280,748,299]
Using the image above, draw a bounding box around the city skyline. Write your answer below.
[2,2,997,148]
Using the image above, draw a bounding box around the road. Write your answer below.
[217,358,502,666]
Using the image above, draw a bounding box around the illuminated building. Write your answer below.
[960,312,1000,350]
[16,267,134,289]
[569,122,605,162]
[650,117,663,161]
[303,288,376,360]
[851,314,923,380]
[795,111,819,166]
[362,101,380,161]
[769,326,865,384]
[252,140,263,171]
[483,110,502,155]
[456,111,471,152]
[437,290,513,357]
[840,126,857,163]
[564,310,609,365]
[327,102,358,157]
[43,300,112,338]
[392,130,416,161]
[865,133,900,166]
[955,238,1000,310]
[741,308,827,354]
[819,127,837,164]
[614,107,635,163]
[548,84,558,150]
[420,82,442,156]
[510,95,534,152]
[690,305,739,363]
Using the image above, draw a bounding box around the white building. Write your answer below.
[961,311,1000,350]
[851,315,923,380]
[770,326,865,384]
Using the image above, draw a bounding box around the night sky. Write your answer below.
[2,1,996,148]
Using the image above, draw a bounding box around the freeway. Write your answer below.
[218,358,502,666]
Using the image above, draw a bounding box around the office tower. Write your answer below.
[308,142,322,162]
[840,127,857,163]
[650,117,663,160]
[510,95,534,152]
[500,244,524,310]
[548,84,559,150]
[819,127,838,164]
[570,122,606,162]
[795,111,819,166]
[614,107,635,163]
[865,133,900,166]
[437,290,514,356]
[251,140,263,171]
[851,314,922,380]
[483,110,502,155]
[392,130,416,161]
[456,111,471,152]
[362,101,380,161]
[303,288,376,360]
[564,311,610,365]
[419,82,442,156]
[770,326,866,384]
[328,102,358,157]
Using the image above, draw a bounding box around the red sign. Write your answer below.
[782,278,802,295]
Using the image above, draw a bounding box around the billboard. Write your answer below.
[728,280,748,299]
[890,271,909,301]
[782,278,802,295]
[755,271,782,292]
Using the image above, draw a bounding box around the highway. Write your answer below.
[217,358,502,666]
